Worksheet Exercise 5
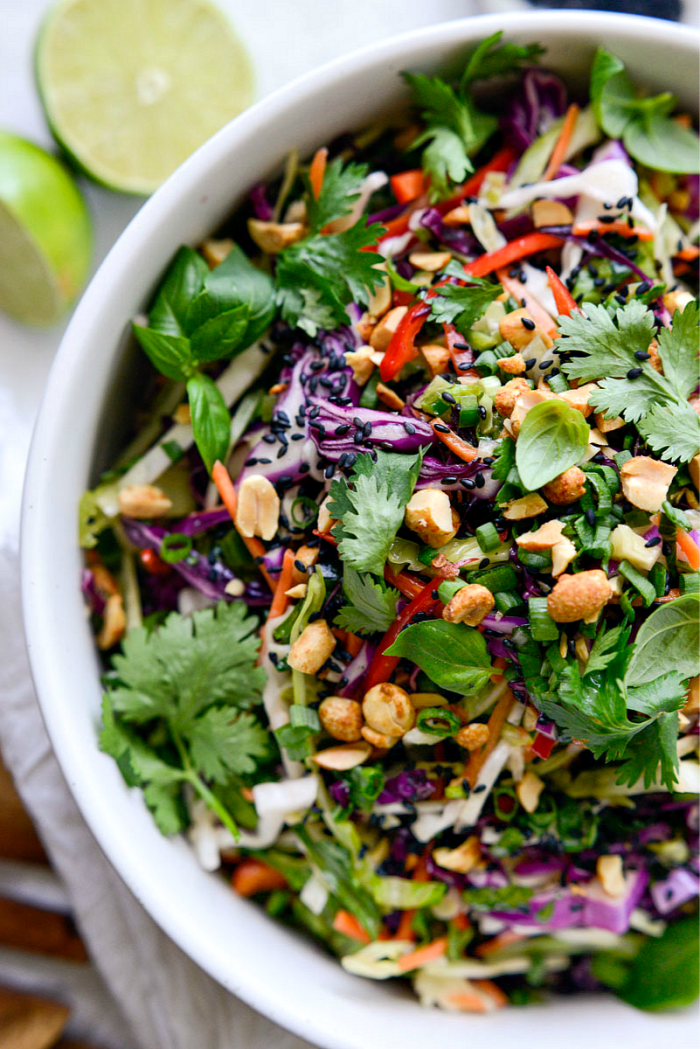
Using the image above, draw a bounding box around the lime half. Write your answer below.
[0,130,92,325]
[36,0,254,195]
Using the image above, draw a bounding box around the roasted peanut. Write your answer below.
[404,489,460,548]
[620,456,677,512]
[117,484,172,519]
[313,741,372,770]
[344,345,375,386]
[498,353,527,376]
[361,725,400,750]
[362,682,415,737]
[291,545,320,585]
[494,378,530,417]
[531,200,574,228]
[248,218,305,253]
[597,855,626,898]
[201,238,233,268]
[502,493,548,520]
[369,306,408,353]
[287,620,336,675]
[433,835,481,874]
[557,383,598,418]
[455,723,490,751]
[318,697,364,742]
[235,475,280,541]
[499,308,553,352]
[421,343,451,377]
[516,771,544,814]
[96,593,126,650]
[542,466,587,506]
[408,250,452,272]
[547,569,612,624]
[443,584,494,627]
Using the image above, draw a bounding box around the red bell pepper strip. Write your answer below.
[464,233,564,279]
[384,567,427,600]
[391,169,428,205]
[380,301,431,381]
[435,146,517,216]
[443,322,477,376]
[363,579,440,691]
[545,265,580,318]
[531,731,556,760]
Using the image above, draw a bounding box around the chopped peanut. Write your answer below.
[313,741,372,770]
[516,771,544,814]
[361,725,400,750]
[683,676,699,717]
[509,388,556,435]
[498,353,527,376]
[96,593,126,650]
[547,569,612,624]
[248,218,305,253]
[235,475,280,541]
[367,268,392,318]
[172,403,191,425]
[410,692,450,709]
[362,682,415,737]
[421,343,451,377]
[455,723,490,751]
[531,199,574,228]
[557,384,598,418]
[344,345,375,386]
[663,289,695,315]
[542,466,587,506]
[117,484,173,519]
[517,520,567,551]
[594,411,625,433]
[284,583,307,600]
[369,306,408,353]
[201,238,233,268]
[551,537,577,577]
[443,584,495,627]
[291,545,320,585]
[408,250,452,272]
[442,204,471,226]
[404,489,460,548]
[620,457,677,512]
[690,454,700,492]
[317,495,335,534]
[648,338,663,374]
[499,308,553,352]
[502,493,548,520]
[597,855,626,898]
[433,835,481,874]
[494,378,530,417]
[376,382,405,410]
[318,697,364,742]
[288,620,336,675]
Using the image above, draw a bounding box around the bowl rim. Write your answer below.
[21,10,699,1047]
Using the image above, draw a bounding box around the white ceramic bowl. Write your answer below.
[22,12,699,1049]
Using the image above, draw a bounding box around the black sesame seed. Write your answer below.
[479,557,490,569]
[353,431,364,445]
[482,456,494,465]
[276,446,287,459]
[433,423,450,434]
[474,785,486,794]
[645,536,662,548]
[475,472,485,488]
[615,294,628,306]
[627,367,643,379]
[442,476,458,485]
[292,433,304,441]
[598,214,616,225]
[524,358,536,370]
[478,405,487,419]
[453,341,470,351]
[458,362,471,371]
[257,458,272,464]
[431,590,439,600]
[403,422,416,435]
[324,464,335,479]
[294,560,306,574]
[245,458,258,467]
[461,478,476,490]
[353,417,363,428]
[585,508,596,526]
[593,277,606,287]
[363,421,373,437]
[442,391,457,405]
[521,317,536,331]
[308,405,321,420]
[299,463,310,475]
[539,360,554,370]
[335,423,350,436]
[634,350,650,361]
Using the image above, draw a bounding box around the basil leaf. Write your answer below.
[385,620,492,694]
[515,400,590,491]
[590,48,636,138]
[203,243,277,346]
[190,305,250,363]
[186,372,231,474]
[615,919,698,1012]
[626,594,700,686]
[132,326,193,381]
[624,114,700,175]
[149,246,208,336]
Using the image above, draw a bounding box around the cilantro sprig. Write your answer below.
[329,449,423,576]
[334,567,400,635]
[100,602,270,838]
[557,300,700,463]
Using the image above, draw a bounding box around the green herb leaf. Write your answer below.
[459,31,544,88]
[132,326,193,381]
[462,884,534,911]
[625,594,700,686]
[188,304,249,363]
[515,399,589,491]
[305,157,369,234]
[148,246,208,337]
[385,620,492,694]
[334,567,400,635]
[636,401,700,464]
[428,279,501,334]
[623,112,700,175]
[655,300,700,400]
[584,623,630,676]
[595,918,699,1011]
[188,707,270,783]
[295,826,381,938]
[590,47,637,138]
[329,450,423,576]
[186,372,231,473]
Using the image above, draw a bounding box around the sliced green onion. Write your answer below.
[493,785,518,822]
[359,370,379,409]
[662,500,692,532]
[517,548,552,571]
[161,439,184,463]
[494,590,523,614]
[160,532,193,563]
[528,597,559,641]
[649,562,667,598]
[291,496,318,528]
[273,603,303,644]
[416,707,461,736]
[437,579,465,605]
[290,704,320,731]
[618,560,656,607]
[547,372,570,393]
[475,522,501,553]
[680,572,700,595]
[384,255,421,294]
[467,562,518,592]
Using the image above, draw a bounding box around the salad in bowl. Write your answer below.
[80,31,699,1015]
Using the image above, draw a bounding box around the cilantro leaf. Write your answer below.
[305,157,369,234]
[428,279,501,334]
[636,402,700,464]
[334,567,400,635]
[558,300,655,385]
[615,712,679,790]
[655,300,699,400]
[459,31,544,88]
[102,603,269,838]
[584,623,630,676]
[329,450,423,576]
[188,708,270,783]
[275,219,386,336]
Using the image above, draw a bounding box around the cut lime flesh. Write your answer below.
[36,0,254,195]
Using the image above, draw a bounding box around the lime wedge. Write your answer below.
[0,130,92,325]
[36,0,254,196]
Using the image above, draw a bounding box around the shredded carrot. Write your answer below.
[430,420,479,462]
[391,169,428,205]
[465,233,564,279]
[674,113,693,129]
[309,147,328,200]
[397,936,447,972]
[465,688,515,788]
[393,909,417,942]
[475,930,525,957]
[543,103,579,182]
[545,264,580,319]
[571,220,654,242]
[676,245,700,261]
[344,631,363,658]
[232,858,287,897]
[496,267,559,338]
[444,991,489,1012]
[332,909,371,944]
[211,460,275,589]
[655,587,681,604]
[473,979,509,1008]
[268,548,295,619]
[435,146,518,216]
[490,656,507,683]
[677,528,700,571]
